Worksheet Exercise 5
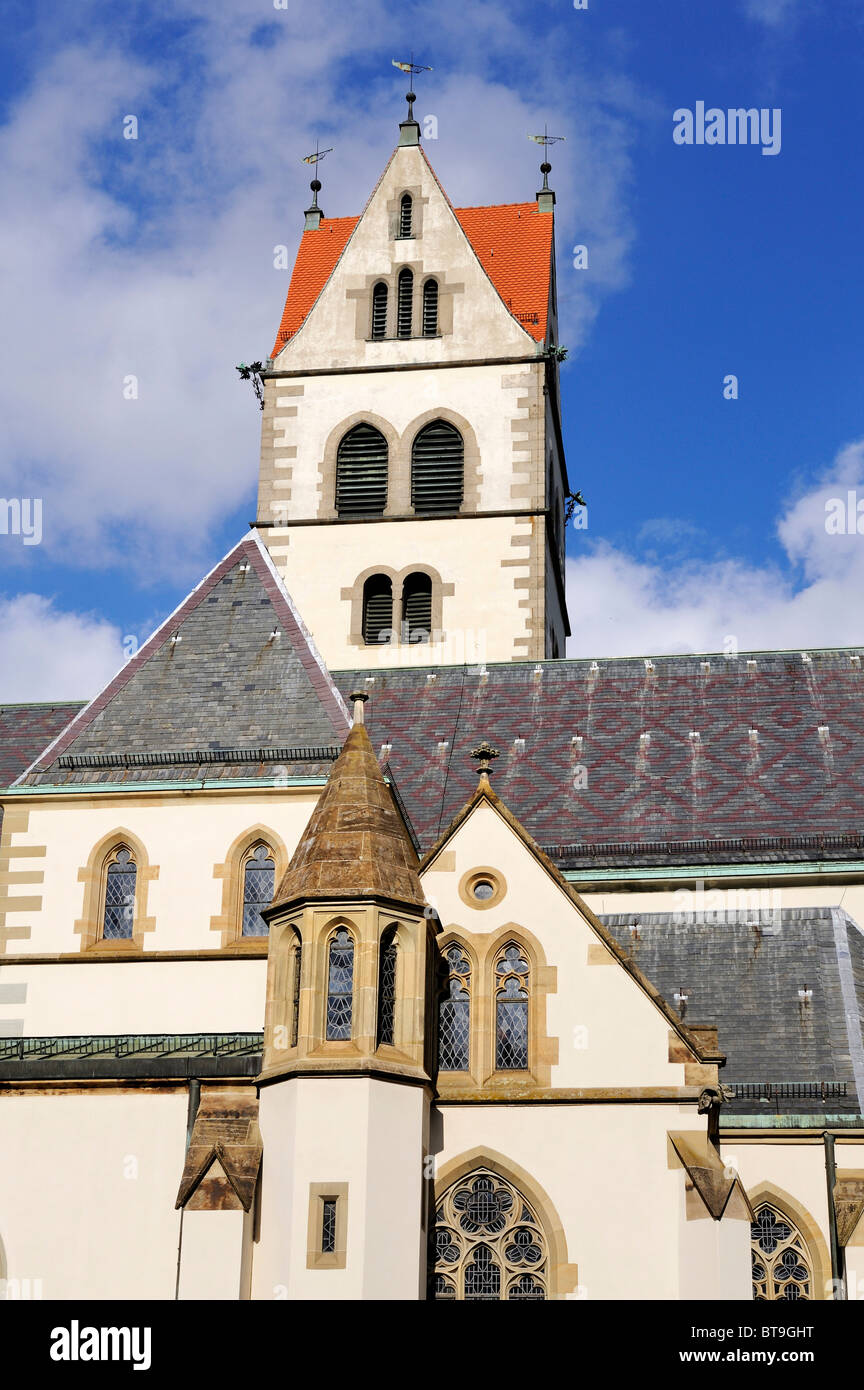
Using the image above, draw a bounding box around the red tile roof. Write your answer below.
[270,200,552,356]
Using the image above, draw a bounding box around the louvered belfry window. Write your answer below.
[335,424,388,515]
[402,572,432,644]
[399,192,413,237]
[371,281,388,339]
[362,574,393,645]
[411,419,464,513]
[423,278,439,336]
[397,268,413,338]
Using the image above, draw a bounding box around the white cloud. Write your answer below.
[565,440,864,657]
[0,593,126,701]
[740,0,800,26]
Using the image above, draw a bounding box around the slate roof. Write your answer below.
[16,533,350,789]
[0,703,82,789]
[601,908,864,1117]
[335,651,864,863]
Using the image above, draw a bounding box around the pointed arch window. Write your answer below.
[290,929,303,1047]
[242,844,274,937]
[434,1169,548,1300]
[494,943,530,1070]
[411,420,464,513]
[399,192,413,238]
[397,268,413,338]
[102,847,136,940]
[362,574,393,645]
[422,278,439,336]
[751,1203,813,1300]
[401,572,432,644]
[326,927,354,1040]
[336,423,388,516]
[377,926,398,1047]
[438,944,471,1072]
[371,281,388,339]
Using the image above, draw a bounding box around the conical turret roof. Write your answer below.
[268,721,426,911]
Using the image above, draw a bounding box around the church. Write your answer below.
[0,91,862,1303]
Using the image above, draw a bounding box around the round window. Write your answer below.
[472,880,494,901]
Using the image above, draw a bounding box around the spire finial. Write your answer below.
[392,55,432,146]
[301,142,334,228]
[471,740,500,783]
[349,689,369,725]
[528,126,565,210]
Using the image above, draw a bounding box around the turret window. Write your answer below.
[290,930,302,1047]
[371,281,388,339]
[241,844,275,937]
[397,268,414,338]
[411,420,464,513]
[422,278,439,336]
[335,423,388,516]
[377,927,398,1046]
[401,572,432,644]
[102,847,136,940]
[399,192,413,238]
[326,928,354,1040]
[362,574,394,645]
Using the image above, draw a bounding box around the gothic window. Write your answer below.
[434,1169,548,1300]
[438,944,471,1072]
[401,572,432,644]
[290,930,302,1047]
[377,927,397,1047]
[422,278,439,336]
[325,927,354,1040]
[362,574,393,645]
[494,942,530,1070]
[411,420,464,513]
[371,281,388,339]
[399,192,413,238]
[335,424,388,516]
[321,1199,337,1253]
[751,1203,813,1300]
[242,844,275,937]
[102,847,136,940]
[397,268,413,338]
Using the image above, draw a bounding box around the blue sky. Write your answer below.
[0,0,863,697]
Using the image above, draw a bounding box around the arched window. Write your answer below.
[362,574,393,645]
[422,278,439,336]
[411,420,464,513]
[371,281,388,340]
[335,424,388,516]
[494,943,530,1070]
[377,926,398,1047]
[326,927,354,1040]
[290,929,302,1047]
[102,847,136,940]
[401,572,432,644]
[397,268,413,338]
[399,192,413,238]
[434,1169,548,1300]
[242,844,274,936]
[439,944,471,1072]
[751,1203,813,1300]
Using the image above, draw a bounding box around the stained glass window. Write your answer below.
[321,1199,337,1253]
[242,844,274,937]
[102,848,136,940]
[377,928,397,1046]
[433,1169,548,1300]
[751,1203,812,1300]
[290,933,302,1048]
[495,943,530,1070]
[439,944,471,1072]
[326,928,354,1040]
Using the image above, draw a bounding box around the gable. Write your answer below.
[17,532,350,787]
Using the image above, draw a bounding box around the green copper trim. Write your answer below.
[564,861,864,885]
[1,777,330,796]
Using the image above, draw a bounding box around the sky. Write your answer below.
[0,0,862,699]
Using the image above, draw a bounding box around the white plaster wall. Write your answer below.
[178,1209,245,1300]
[0,1091,186,1299]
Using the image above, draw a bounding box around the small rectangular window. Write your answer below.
[321,1199,337,1253]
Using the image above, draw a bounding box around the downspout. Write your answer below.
[174,1078,202,1300]
[823,1130,846,1300]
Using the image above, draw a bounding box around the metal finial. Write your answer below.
[528,126,565,187]
[393,55,432,126]
[471,740,500,780]
[349,689,369,725]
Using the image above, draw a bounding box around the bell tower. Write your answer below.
[252,691,438,1299]
[255,86,571,670]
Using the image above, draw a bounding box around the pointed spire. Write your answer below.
[267,719,426,912]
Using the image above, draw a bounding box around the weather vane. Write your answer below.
[392,55,432,122]
[301,142,334,167]
[301,142,334,217]
[528,125,565,189]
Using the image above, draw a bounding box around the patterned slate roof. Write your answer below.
[18,533,350,788]
[601,908,864,1117]
[0,703,82,789]
[336,650,864,861]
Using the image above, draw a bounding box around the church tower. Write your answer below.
[256,90,571,669]
[252,691,438,1299]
